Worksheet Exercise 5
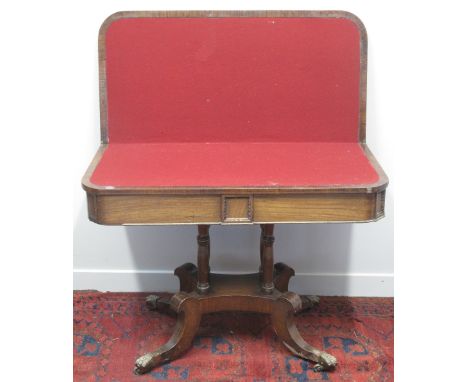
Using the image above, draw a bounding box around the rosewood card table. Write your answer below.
[82,11,388,375]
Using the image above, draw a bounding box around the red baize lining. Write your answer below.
[105,17,361,143]
[91,16,380,187]
[91,143,378,187]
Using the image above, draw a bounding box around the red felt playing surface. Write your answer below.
[90,142,378,187]
[92,16,379,188]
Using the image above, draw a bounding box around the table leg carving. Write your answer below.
[175,262,197,292]
[271,292,337,372]
[146,263,198,314]
[134,293,201,375]
[273,262,295,292]
[272,263,319,314]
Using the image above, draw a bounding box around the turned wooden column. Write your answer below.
[197,225,210,294]
[259,225,265,280]
[261,224,275,293]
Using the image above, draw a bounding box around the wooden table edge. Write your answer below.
[82,142,387,225]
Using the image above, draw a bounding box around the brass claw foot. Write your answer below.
[134,352,160,375]
[297,295,320,313]
[145,294,160,310]
[283,338,337,372]
[134,294,201,375]
[314,352,338,371]
[146,294,171,313]
[272,292,337,372]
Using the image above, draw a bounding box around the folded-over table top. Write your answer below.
[86,12,385,192]
[104,16,361,144]
[83,12,388,224]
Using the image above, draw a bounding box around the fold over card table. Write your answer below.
[82,11,388,374]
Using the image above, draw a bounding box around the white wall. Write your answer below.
[73,1,393,296]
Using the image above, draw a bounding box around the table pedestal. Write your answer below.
[134,225,337,375]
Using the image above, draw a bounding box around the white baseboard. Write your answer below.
[74,269,393,297]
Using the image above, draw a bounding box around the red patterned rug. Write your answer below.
[74,292,393,381]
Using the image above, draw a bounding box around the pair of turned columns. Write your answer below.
[196,224,275,294]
